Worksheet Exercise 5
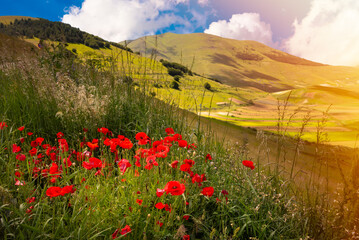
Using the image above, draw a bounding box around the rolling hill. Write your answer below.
[127,32,359,93]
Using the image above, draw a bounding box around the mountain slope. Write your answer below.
[127,33,359,92]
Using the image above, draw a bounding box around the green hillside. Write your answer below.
[127,33,359,147]
[127,32,359,92]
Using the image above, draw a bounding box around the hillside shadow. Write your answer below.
[210,53,241,68]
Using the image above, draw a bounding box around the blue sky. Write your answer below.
[0,0,83,22]
[1,0,359,66]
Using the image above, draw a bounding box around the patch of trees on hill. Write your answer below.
[0,18,133,52]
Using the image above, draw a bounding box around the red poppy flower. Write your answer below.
[60,185,76,196]
[26,197,36,203]
[20,137,25,143]
[155,202,165,209]
[16,153,26,161]
[12,144,21,153]
[183,235,190,240]
[242,160,255,170]
[120,225,131,236]
[183,215,190,220]
[97,127,109,135]
[201,187,214,197]
[184,159,195,167]
[26,206,34,214]
[156,188,165,197]
[180,163,192,172]
[135,132,150,145]
[134,155,141,167]
[18,126,25,131]
[83,128,88,132]
[15,179,25,186]
[164,204,172,212]
[170,160,179,168]
[112,228,119,239]
[29,148,37,156]
[205,154,212,161]
[120,139,133,149]
[118,159,132,174]
[221,190,229,196]
[15,171,22,178]
[164,181,186,196]
[136,199,143,205]
[63,157,72,168]
[188,143,197,149]
[46,186,62,198]
[0,122,7,130]
[178,140,188,148]
[156,221,163,227]
[49,162,61,177]
[87,142,99,151]
[165,127,175,135]
[82,157,102,170]
[42,144,51,149]
[156,145,169,158]
[144,155,158,170]
[35,137,44,145]
[163,136,175,146]
[31,140,38,148]
[27,132,33,136]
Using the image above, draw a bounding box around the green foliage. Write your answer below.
[204,82,212,91]
[174,75,181,82]
[153,83,162,88]
[167,67,184,77]
[161,59,189,73]
[170,80,180,90]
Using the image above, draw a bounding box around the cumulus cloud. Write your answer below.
[204,13,274,46]
[284,0,359,66]
[62,0,190,42]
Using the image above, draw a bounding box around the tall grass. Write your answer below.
[0,34,358,239]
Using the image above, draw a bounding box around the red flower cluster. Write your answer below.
[8,125,223,239]
[46,185,76,198]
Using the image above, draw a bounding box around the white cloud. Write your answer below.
[198,0,209,6]
[204,13,274,46]
[62,0,190,42]
[284,0,359,66]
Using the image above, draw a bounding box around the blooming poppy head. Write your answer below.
[164,181,186,196]
[165,127,175,135]
[46,186,62,198]
[178,140,188,148]
[201,186,214,197]
[242,160,255,170]
[135,132,150,145]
